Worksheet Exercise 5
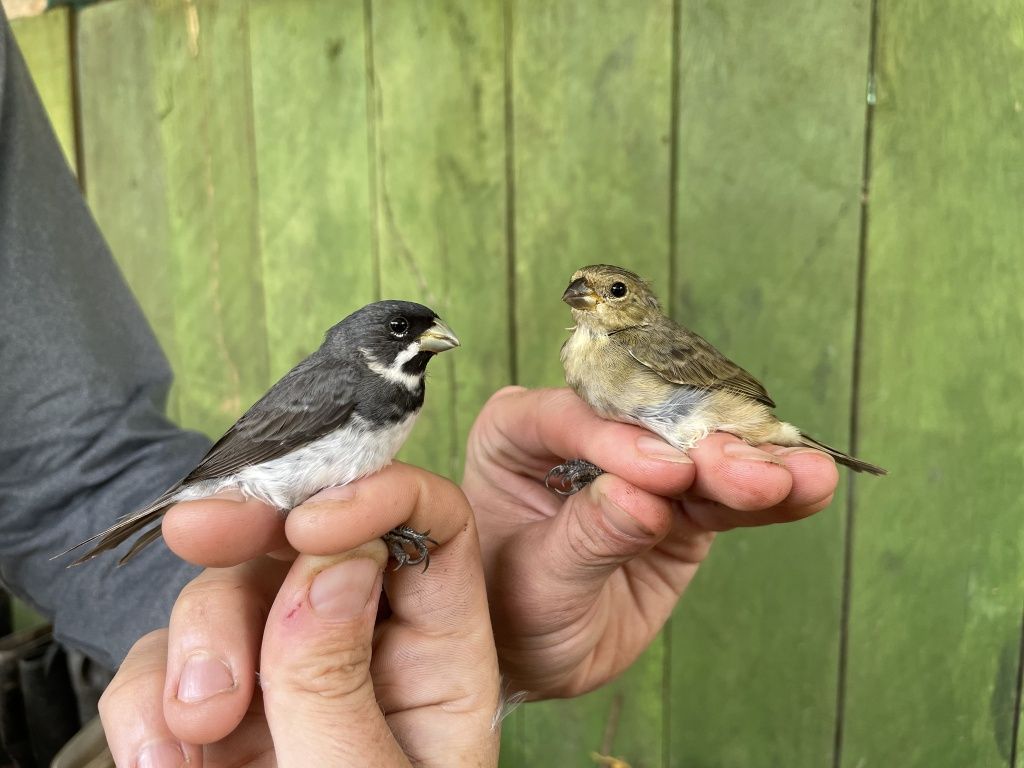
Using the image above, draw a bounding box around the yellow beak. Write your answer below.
[417,318,461,353]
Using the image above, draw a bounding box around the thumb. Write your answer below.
[260,542,407,768]
[544,473,674,590]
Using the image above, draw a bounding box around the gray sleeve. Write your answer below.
[0,12,208,670]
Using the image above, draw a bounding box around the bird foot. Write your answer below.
[544,458,605,496]
[382,525,437,572]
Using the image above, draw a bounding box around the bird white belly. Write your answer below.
[176,413,419,511]
[633,387,714,451]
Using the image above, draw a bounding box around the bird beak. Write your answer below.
[562,278,600,310]
[417,319,461,353]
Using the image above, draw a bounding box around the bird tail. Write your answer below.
[798,433,887,476]
[53,491,177,568]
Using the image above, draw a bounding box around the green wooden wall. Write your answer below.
[11,1,1024,766]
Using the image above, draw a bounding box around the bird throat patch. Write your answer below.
[360,343,425,391]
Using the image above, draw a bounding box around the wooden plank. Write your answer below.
[249,0,376,386]
[512,0,673,391]
[842,2,1024,766]
[77,0,181,420]
[146,0,269,437]
[667,0,871,765]
[510,0,673,764]
[369,0,509,480]
[10,7,76,171]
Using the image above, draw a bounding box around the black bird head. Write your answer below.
[324,300,460,378]
[562,264,662,330]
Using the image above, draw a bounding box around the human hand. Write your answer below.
[100,465,500,767]
[461,386,839,698]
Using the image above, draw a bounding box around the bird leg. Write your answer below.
[545,459,605,496]
[382,525,437,572]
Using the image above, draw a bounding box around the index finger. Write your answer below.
[474,386,697,499]
[285,462,472,556]
[163,493,287,567]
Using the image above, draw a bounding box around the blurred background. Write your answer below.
[7,0,1024,765]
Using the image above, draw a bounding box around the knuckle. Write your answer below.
[703,451,795,512]
[174,575,244,618]
[787,493,835,521]
[721,474,790,512]
[411,470,469,528]
[132,628,169,656]
[100,648,161,715]
[268,640,373,700]
[488,385,528,404]
[97,688,115,722]
[776,506,811,524]
[564,504,627,568]
[732,488,777,511]
[538,386,577,413]
[413,468,461,501]
[471,386,528,448]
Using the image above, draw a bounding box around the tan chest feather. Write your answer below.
[561,326,785,450]
[561,327,674,423]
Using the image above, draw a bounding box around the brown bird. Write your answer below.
[549,264,885,494]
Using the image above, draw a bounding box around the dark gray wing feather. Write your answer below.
[613,321,776,408]
[185,358,359,482]
[61,356,361,565]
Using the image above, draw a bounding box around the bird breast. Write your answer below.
[221,412,419,510]
[561,326,669,425]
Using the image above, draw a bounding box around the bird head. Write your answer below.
[562,265,661,330]
[325,300,460,383]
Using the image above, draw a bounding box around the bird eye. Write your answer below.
[609,282,628,298]
[389,316,410,338]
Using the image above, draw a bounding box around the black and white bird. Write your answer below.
[61,300,460,568]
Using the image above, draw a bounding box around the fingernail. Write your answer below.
[774,446,835,463]
[636,435,693,463]
[306,484,357,503]
[722,442,785,465]
[136,741,187,768]
[598,488,655,538]
[177,651,235,703]
[205,489,245,502]
[309,558,382,620]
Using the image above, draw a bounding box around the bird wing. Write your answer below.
[612,322,776,408]
[59,358,359,566]
[184,357,360,483]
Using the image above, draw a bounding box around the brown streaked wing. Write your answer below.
[183,358,360,484]
[613,321,776,408]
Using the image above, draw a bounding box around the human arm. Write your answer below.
[0,10,208,669]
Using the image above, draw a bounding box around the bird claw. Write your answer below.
[544,459,605,496]
[382,525,437,572]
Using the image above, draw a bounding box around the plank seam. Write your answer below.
[239,1,270,390]
[663,1,682,765]
[1011,600,1024,768]
[666,0,681,323]
[832,0,879,765]
[362,0,381,301]
[67,8,85,190]
[502,0,518,384]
